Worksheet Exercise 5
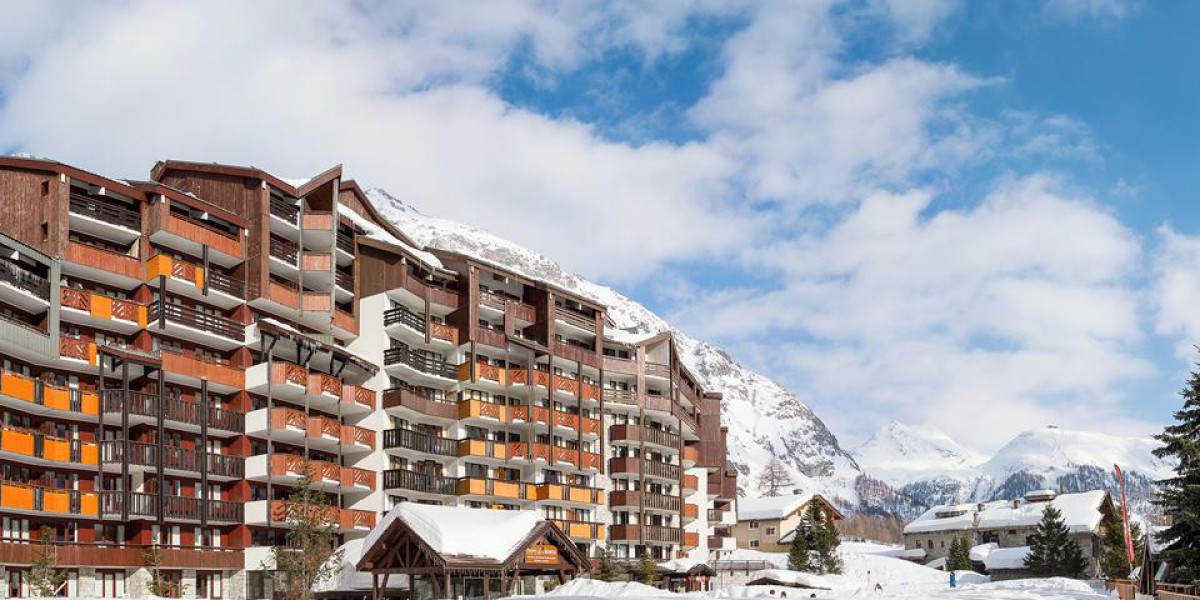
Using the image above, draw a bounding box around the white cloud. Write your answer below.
[1152,225,1200,358]
[670,175,1155,450]
[1041,0,1139,23]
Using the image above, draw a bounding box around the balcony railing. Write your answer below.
[382,469,457,495]
[149,302,245,341]
[383,346,456,379]
[383,305,424,333]
[335,270,353,291]
[602,388,637,405]
[556,307,595,331]
[101,491,243,523]
[69,193,140,230]
[1,482,97,516]
[0,425,96,465]
[610,490,681,513]
[0,257,49,298]
[610,424,680,448]
[609,457,681,480]
[609,524,682,544]
[269,237,299,264]
[382,386,457,419]
[382,428,457,457]
[206,269,245,298]
[337,232,354,255]
[99,440,244,478]
[99,389,244,431]
[270,196,299,224]
[645,362,670,378]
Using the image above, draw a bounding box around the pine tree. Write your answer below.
[1153,361,1200,584]
[806,502,843,575]
[1099,521,1145,579]
[947,537,964,571]
[636,551,659,586]
[953,535,974,571]
[786,523,812,572]
[268,461,343,600]
[1024,504,1087,579]
[756,458,793,497]
[595,549,626,582]
[28,526,67,598]
[144,545,179,598]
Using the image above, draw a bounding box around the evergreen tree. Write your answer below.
[144,545,180,598]
[947,537,964,571]
[1024,504,1087,579]
[595,549,626,582]
[1099,520,1145,579]
[786,523,812,572]
[268,461,343,600]
[953,535,974,571]
[636,551,659,586]
[756,458,794,497]
[1153,361,1200,584]
[28,526,67,598]
[806,502,843,575]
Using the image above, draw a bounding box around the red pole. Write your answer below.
[1114,464,1135,567]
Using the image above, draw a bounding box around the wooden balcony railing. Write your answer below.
[307,372,342,398]
[341,467,376,490]
[149,302,244,341]
[381,469,457,495]
[383,346,456,379]
[269,236,299,264]
[382,386,457,419]
[165,214,242,260]
[384,305,424,333]
[609,490,682,513]
[61,287,145,324]
[429,322,458,344]
[609,424,680,448]
[302,211,333,231]
[0,541,243,569]
[59,335,94,363]
[645,362,671,378]
[382,428,456,457]
[609,457,682,480]
[269,196,299,224]
[0,256,49,298]
[69,193,139,230]
[206,269,245,298]
[341,385,376,411]
[602,388,637,404]
[68,241,140,279]
[609,524,682,544]
[307,415,342,440]
[556,307,595,331]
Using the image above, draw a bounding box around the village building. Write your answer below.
[732,492,844,553]
[901,489,1118,580]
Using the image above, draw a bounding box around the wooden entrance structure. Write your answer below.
[357,513,591,600]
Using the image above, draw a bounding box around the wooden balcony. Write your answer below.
[161,350,245,390]
[509,442,601,470]
[456,477,525,500]
[0,482,98,517]
[555,307,596,331]
[382,428,456,457]
[645,362,671,379]
[382,469,457,495]
[459,398,508,422]
[609,424,680,449]
[302,211,334,231]
[682,444,700,467]
[341,384,376,411]
[302,251,332,272]
[683,474,699,492]
[0,542,243,569]
[552,520,606,540]
[99,441,244,479]
[609,524,681,544]
[307,372,342,399]
[383,346,457,379]
[554,341,599,367]
[0,370,99,414]
[382,387,457,420]
[0,255,50,299]
[457,438,507,459]
[148,301,245,342]
[341,424,376,450]
[474,326,506,349]
[60,287,146,328]
[333,308,357,334]
[682,531,700,548]
[341,466,376,491]
[531,483,605,504]
[340,508,376,532]
[429,322,458,345]
[70,193,140,230]
[609,490,681,513]
[59,335,97,364]
[683,503,700,521]
[609,457,682,481]
[270,196,299,224]
[0,425,98,466]
[602,388,637,405]
[165,214,243,259]
[307,415,343,442]
[67,242,140,280]
[602,355,637,375]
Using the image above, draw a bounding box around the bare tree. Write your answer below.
[756,458,793,497]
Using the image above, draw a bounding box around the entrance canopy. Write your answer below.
[356,503,591,599]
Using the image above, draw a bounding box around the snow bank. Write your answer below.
[969,543,999,562]
[982,547,1030,571]
[541,579,675,597]
[747,569,830,589]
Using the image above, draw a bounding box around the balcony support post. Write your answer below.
[265,338,275,527]
[200,377,209,527]
[97,348,106,496]
[158,275,167,330]
[156,365,165,529]
[201,244,209,295]
[121,356,130,522]
[598,364,606,478]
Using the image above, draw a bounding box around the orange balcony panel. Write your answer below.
[44,489,70,514]
[429,322,458,345]
[340,508,375,532]
[145,254,204,289]
[0,482,34,510]
[457,439,506,460]
[69,242,139,280]
[1,372,35,403]
[268,281,299,309]
[333,309,357,334]
[493,480,522,499]
[459,399,507,422]
[457,478,487,496]
[302,212,334,231]
[683,503,700,519]
[682,445,700,466]
[456,362,472,382]
[80,442,98,465]
[301,293,331,312]
[43,438,71,463]
[683,532,700,548]
[508,368,528,386]
[307,416,342,441]
[683,475,699,491]
[80,391,99,415]
[80,492,98,516]
[0,429,33,455]
[475,363,505,384]
[341,467,376,490]
[167,215,243,258]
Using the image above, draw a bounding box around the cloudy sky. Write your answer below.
[2,0,1197,452]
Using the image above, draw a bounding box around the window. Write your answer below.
[196,571,222,599]
[765,526,777,536]
[97,571,124,598]
[749,540,759,548]
[749,521,758,530]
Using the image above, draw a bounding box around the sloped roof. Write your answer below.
[904,490,1113,534]
[737,493,815,521]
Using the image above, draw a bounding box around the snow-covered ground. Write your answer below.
[517,547,1109,600]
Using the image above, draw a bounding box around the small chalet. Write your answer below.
[356,503,591,600]
[734,491,844,553]
[657,558,716,592]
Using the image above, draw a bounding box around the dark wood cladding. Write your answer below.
[609,424,680,448]
[156,170,261,217]
[0,542,243,569]
[0,166,69,257]
[382,387,457,419]
[609,524,682,544]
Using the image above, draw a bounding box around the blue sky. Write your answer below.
[1,0,1196,451]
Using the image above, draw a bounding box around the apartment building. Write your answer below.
[0,157,737,599]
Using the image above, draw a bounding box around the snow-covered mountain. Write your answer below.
[365,188,892,510]
[861,423,1172,513]
[853,422,986,488]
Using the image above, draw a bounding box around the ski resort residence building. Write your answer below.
[0,157,739,599]
[901,489,1118,579]
[732,491,843,553]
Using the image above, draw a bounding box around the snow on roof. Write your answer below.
[747,569,831,589]
[363,503,542,562]
[982,546,1030,571]
[898,548,927,560]
[737,493,815,521]
[340,203,447,272]
[924,557,947,570]
[315,539,408,594]
[657,558,706,573]
[903,490,1110,535]
[537,578,673,598]
[968,543,998,562]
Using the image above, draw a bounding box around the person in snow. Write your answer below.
[950,571,957,588]
[874,583,883,593]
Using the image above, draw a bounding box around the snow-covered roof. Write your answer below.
[982,546,1030,571]
[314,539,408,594]
[903,490,1111,534]
[898,548,927,560]
[340,203,447,273]
[538,579,673,598]
[362,503,543,562]
[968,543,998,562]
[657,558,706,573]
[746,569,831,590]
[737,493,815,521]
